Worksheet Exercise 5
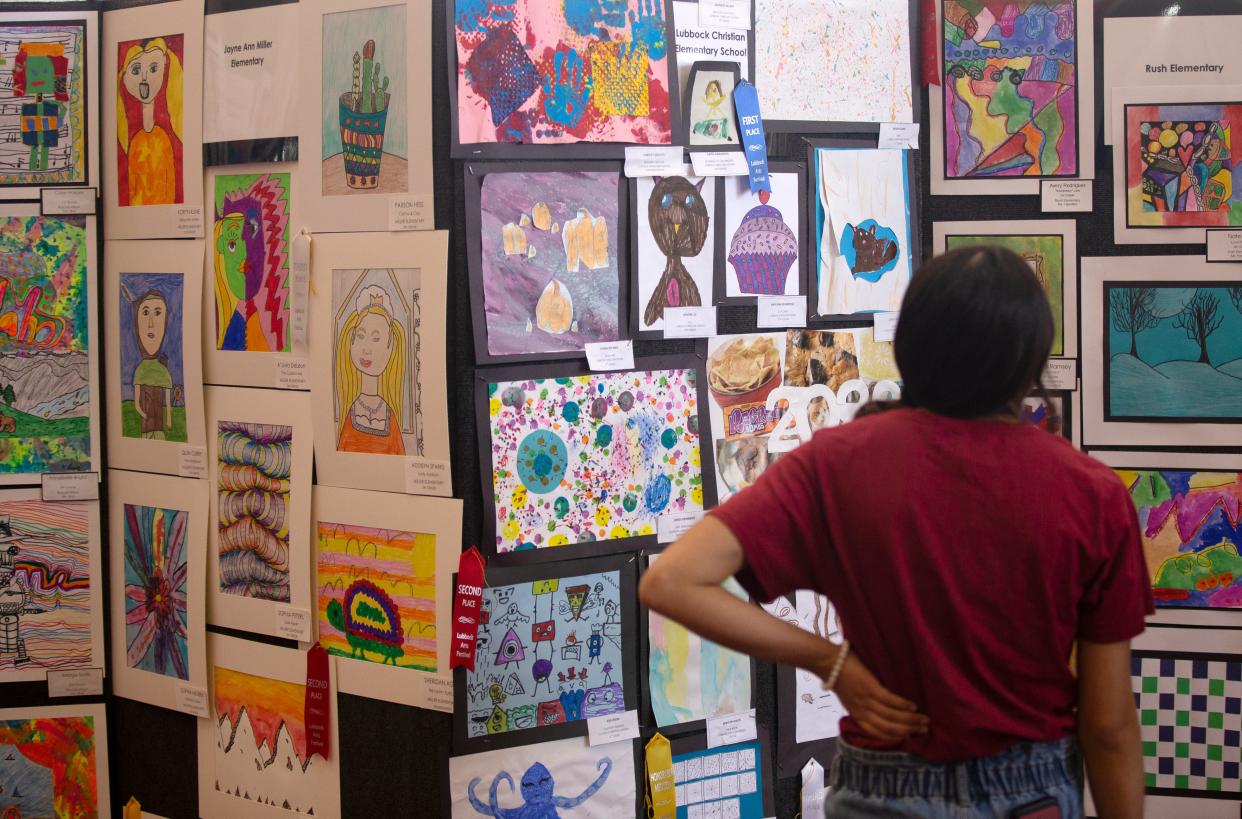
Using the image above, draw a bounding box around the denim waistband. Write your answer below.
[829,736,1079,804]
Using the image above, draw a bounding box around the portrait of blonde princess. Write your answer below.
[334,284,408,455]
[116,35,184,206]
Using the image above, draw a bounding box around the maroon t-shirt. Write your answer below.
[711,407,1154,762]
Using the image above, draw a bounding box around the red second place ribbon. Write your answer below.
[304,642,331,761]
[449,546,487,672]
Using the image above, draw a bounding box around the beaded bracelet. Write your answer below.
[822,640,851,691]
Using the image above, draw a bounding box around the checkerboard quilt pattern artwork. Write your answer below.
[1132,653,1242,796]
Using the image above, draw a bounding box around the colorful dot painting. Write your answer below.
[488,369,703,552]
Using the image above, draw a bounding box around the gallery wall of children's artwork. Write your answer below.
[1,0,1241,817]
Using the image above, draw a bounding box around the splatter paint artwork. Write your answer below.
[123,504,189,679]
[217,421,292,602]
[0,214,93,477]
[317,521,437,672]
[753,0,912,125]
[941,0,1078,179]
[487,368,703,552]
[119,273,185,442]
[465,569,625,739]
[0,710,104,819]
[1124,103,1242,229]
[116,34,185,206]
[453,0,673,146]
[477,169,621,358]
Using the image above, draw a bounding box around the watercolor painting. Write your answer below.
[672,741,764,819]
[116,34,184,206]
[217,421,292,602]
[942,0,1078,178]
[212,665,327,814]
[722,172,801,299]
[123,503,188,680]
[1117,467,1242,609]
[0,497,94,678]
[635,173,713,331]
[815,148,912,316]
[454,0,673,146]
[944,234,1065,355]
[118,273,184,442]
[648,553,749,726]
[0,22,88,187]
[331,268,420,456]
[466,569,625,739]
[211,172,291,353]
[488,368,703,551]
[0,713,100,818]
[688,69,737,146]
[1125,103,1242,229]
[753,0,911,124]
[478,170,621,357]
[321,5,408,195]
[317,520,436,672]
[1106,285,1242,420]
[0,215,92,476]
[449,736,636,818]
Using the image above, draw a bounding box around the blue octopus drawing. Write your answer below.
[468,757,612,818]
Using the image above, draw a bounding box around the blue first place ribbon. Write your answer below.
[732,79,771,194]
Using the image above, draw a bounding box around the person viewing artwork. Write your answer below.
[642,246,1152,818]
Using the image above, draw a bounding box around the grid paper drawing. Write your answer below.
[1133,653,1242,796]
[672,741,762,819]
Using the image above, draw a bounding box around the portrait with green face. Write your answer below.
[3,22,88,186]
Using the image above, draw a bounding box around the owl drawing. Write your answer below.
[643,176,710,326]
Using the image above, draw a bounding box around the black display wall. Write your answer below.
[6,1,1236,817]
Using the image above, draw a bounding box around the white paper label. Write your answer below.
[690,151,749,177]
[625,146,685,177]
[1206,229,1242,262]
[1042,358,1077,391]
[658,510,703,544]
[273,357,309,390]
[47,667,103,698]
[756,295,806,328]
[41,187,96,215]
[41,472,99,502]
[878,122,920,149]
[698,0,751,30]
[274,606,312,642]
[663,306,717,338]
[177,445,207,479]
[585,340,635,371]
[588,709,641,746]
[1040,180,1091,212]
[290,230,311,355]
[175,207,204,237]
[175,683,211,718]
[873,311,899,342]
[389,195,433,231]
[405,458,453,497]
[707,709,758,748]
[420,675,454,714]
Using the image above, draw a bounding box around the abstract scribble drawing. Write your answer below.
[217,422,292,602]
[467,758,612,818]
[942,0,1078,178]
[116,35,184,206]
[123,504,189,680]
[643,176,709,325]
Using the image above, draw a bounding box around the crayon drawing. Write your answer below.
[211,172,291,353]
[454,0,673,146]
[1106,285,1242,420]
[478,170,621,357]
[0,215,92,475]
[488,368,703,551]
[466,569,625,739]
[636,174,712,330]
[331,268,420,456]
[118,273,185,441]
[688,70,737,146]
[122,503,189,680]
[316,520,436,672]
[321,5,408,195]
[722,173,801,299]
[0,22,88,187]
[216,421,292,602]
[0,713,100,818]
[116,34,184,206]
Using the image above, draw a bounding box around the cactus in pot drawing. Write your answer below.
[339,39,391,189]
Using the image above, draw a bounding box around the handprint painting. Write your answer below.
[116,35,184,206]
[454,0,674,146]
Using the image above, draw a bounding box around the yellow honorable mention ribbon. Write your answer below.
[645,732,677,818]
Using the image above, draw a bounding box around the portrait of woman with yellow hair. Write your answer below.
[116,34,184,206]
[334,283,409,455]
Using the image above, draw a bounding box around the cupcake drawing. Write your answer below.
[727,190,798,295]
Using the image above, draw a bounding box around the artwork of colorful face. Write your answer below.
[117,36,183,206]
[334,283,408,456]
[135,293,168,358]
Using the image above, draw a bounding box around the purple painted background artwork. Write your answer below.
[479,170,621,357]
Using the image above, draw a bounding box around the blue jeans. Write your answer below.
[824,736,1083,818]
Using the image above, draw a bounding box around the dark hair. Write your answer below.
[866,245,1055,424]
